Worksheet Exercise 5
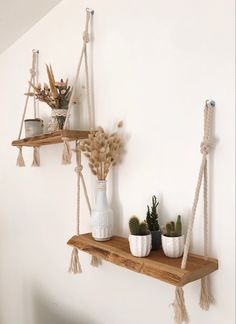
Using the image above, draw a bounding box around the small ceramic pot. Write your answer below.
[151,230,161,250]
[161,235,185,258]
[24,118,44,138]
[129,234,152,257]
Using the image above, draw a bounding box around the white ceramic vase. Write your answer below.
[91,180,113,241]
[128,234,152,257]
[161,235,185,258]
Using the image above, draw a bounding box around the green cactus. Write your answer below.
[129,216,150,236]
[146,195,160,231]
[164,215,183,237]
[139,222,150,235]
[175,215,182,237]
[166,223,172,237]
[129,216,140,235]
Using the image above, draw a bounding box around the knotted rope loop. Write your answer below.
[200,140,211,154]
[75,165,83,174]
[83,31,89,43]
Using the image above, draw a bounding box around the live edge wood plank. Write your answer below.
[11,130,89,147]
[67,233,218,287]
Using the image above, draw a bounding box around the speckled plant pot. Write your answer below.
[24,118,44,137]
[161,235,185,258]
[128,234,152,257]
[91,180,113,241]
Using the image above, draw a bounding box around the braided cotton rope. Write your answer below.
[62,10,94,165]
[173,102,215,324]
[16,50,40,167]
[68,9,101,272]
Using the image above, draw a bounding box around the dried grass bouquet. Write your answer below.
[28,65,73,110]
[79,122,123,180]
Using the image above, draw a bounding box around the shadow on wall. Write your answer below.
[110,166,123,236]
[32,287,97,324]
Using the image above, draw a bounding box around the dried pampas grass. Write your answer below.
[79,122,123,180]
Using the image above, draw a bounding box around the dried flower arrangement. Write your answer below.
[79,122,123,180]
[27,65,73,129]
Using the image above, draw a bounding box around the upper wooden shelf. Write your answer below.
[12,130,89,147]
[68,233,218,287]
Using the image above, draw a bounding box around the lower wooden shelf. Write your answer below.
[68,233,218,287]
[12,130,89,147]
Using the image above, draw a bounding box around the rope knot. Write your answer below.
[30,69,36,77]
[75,165,83,174]
[83,31,89,43]
[200,140,211,154]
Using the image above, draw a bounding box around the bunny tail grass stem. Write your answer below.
[172,287,190,324]
[68,247,82,274]
[31,147,40,167]
[199,276,215,310]
[16,147,25,167]
[62,139,72,164]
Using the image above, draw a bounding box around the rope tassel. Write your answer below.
[90,255,102,267]
[62,140,72,165]
[199,276,215,310]
[68,247,82,274]
[173,287,190,324]
[31,147,40,167]
[16,147,25,167]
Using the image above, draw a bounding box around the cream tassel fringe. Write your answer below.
[199,276,215,310]
[68,247,82,274]
[31,147,40,167]
[173,287,190,324]
[16,147,25,167]
[62,140,72,165]
[90,255,102,267]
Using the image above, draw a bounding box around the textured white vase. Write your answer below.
[161,235,185,258]
[128,234,152,257]
[91,180,113,241]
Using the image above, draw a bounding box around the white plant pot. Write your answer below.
[161,235,185,258]
[91,180,113,241]
[128,234,152,257]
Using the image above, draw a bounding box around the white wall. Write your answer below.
[0,0,235,323]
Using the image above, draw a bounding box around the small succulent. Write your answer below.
[164,215,182,237]
[146,195,160,231]
[129,216,150,236]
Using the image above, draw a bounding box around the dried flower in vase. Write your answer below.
[27,65,73,110]
[79,122,123,180]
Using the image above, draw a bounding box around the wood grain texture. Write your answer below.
[12,130,89,147]
[67,233,218,287]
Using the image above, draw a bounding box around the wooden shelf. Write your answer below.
[68,233,218,287]
[12,130,89,147]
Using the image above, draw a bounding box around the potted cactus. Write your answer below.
[146,195,161,250]
[128,216,152,257]
[161,215,185,258]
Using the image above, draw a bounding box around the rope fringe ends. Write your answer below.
[16,147,25,167]
[173,287,190,324]
[62,140,72,164]
[31,147,40,167]
[90,255,102,267]
[199,276,215,311]
[68,247,82,274]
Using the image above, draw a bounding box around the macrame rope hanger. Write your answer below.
[67,8,101,273]
[172,99,215,324]
[16,49,40,167]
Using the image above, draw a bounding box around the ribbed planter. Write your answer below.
[151,230,161,250]
[128,234,152,257]
[161,235,185,258]
[91,180,113,241]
